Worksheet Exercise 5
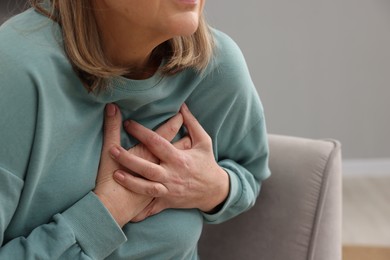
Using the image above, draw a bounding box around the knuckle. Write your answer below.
[143,164,158,179]
[147,133,163,147]
[202,135,212,146]
[147,184,162,197]
[174,153,190,169]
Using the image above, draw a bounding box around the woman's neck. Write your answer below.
[92,3,169,79]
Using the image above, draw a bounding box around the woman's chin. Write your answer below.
[171,16,200,36]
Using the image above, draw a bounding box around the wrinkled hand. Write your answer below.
[110,104,230,222]
[94,104,189,227]
[126,115,192,164]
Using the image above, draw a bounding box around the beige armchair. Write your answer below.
[199,134,342,260]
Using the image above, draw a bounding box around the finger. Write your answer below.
[110,146,166,182]
[172,136,192,150]
[180,103,211,146]
[113,170,168,198]
[154,113,183,142]
[124,120,178,162]
[131,199,166,222]
[103,104,122,149]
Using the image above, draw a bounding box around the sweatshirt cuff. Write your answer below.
[201,167,242,223]
[61,191,127,259]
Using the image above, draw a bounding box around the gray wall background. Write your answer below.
[1,0,389,159]
[205,0,390,159]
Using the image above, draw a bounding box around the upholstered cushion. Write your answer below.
[198,134,342,260]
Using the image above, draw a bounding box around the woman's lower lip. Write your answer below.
[178,0,198,4]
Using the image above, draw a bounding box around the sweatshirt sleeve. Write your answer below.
[197,30,271,224]
[0,184,127,260]
[202,116,270,223]
[0,47,126,259]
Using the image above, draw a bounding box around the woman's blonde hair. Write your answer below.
[29,0,215,92]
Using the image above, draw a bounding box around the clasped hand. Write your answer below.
[95,103,229,226]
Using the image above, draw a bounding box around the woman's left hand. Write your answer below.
[109,104,230,222]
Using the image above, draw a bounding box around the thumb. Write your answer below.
[103,103,122,151]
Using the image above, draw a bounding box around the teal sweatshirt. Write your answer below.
[0,8,270,260]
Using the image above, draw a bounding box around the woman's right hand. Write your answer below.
[94,104,189,227]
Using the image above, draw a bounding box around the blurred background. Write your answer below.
[205,0,390,160]
[0,0,25,24]
[1,0,389,258]
[204,1,390,258]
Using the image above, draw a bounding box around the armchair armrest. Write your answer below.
[198,134,342,260]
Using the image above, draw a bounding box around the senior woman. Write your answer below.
[0,0,270,259]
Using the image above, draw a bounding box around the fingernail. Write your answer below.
[106,104,116,117]
[110,146,121,158]
[114,171,125,181]
[182,103,189,111]
[123,120,130,128]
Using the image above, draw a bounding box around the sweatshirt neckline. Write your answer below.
[108,57,168,92]
[92,70,167,104]
[109,72,164,93]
